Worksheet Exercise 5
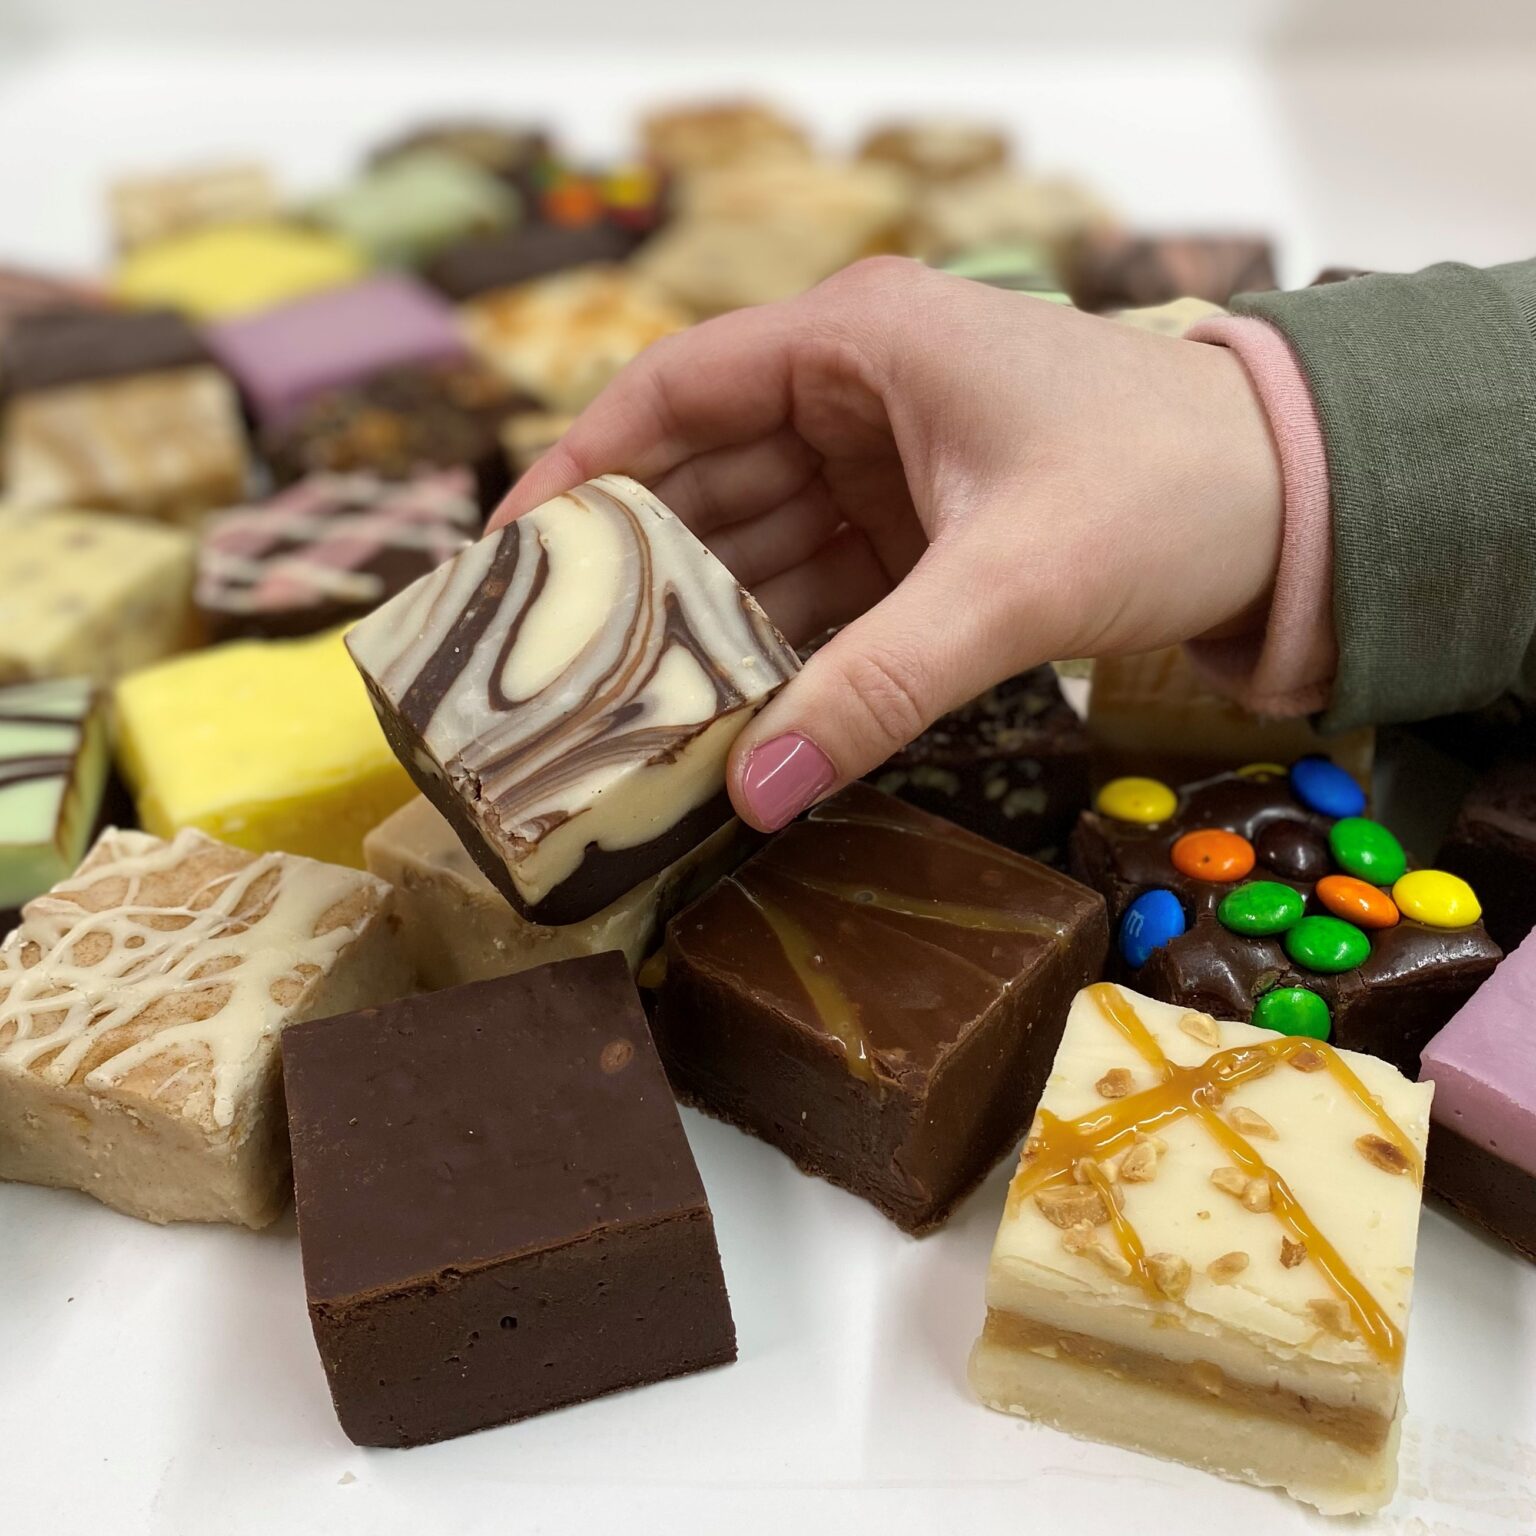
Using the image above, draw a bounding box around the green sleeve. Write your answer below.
[1232,260,1536,733]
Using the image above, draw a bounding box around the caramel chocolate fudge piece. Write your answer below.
[0,679,109,913]
[196,469,478,643]
[1068,231,1278,313]
[364,795,744,991]
[970,982,1431,1515]
[0,827,408,1226]
[108,162,279,252]
[284,952,736,1447]
[654,784,1108,1231]
[1420,928,1536,1261]
[426,222,641,302]
[347,474,798,923]
[0,509,196,685]
[1438,759,1536,953]
[0,307,207,393]
[1070,761,1501,1076]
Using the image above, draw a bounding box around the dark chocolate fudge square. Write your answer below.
[282,952,736,1448]
[653,783,1108,1233]
[1,306,208,394]
[1438,759,1536,953]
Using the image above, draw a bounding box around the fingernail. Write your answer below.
[739,733,837,831]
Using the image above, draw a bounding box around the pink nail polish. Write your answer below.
[740,733,836,831]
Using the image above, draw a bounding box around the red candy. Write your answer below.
[1170,829,1255,883]
[1316,874,1399,929]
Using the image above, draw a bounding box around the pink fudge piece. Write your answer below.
[1421,927,1536,1178]
[206,275,467,426]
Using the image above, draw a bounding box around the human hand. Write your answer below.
[490,257,1283,832]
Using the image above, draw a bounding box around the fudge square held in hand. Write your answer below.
[346,473,800,924]
[969,982,1432,1516]
[282,951,736,1448]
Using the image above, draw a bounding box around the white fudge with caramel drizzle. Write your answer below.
[346,473,799,925]
[969,982,1432,1516]
[0,827,409,1227]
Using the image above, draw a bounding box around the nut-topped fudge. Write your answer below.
[0,827,409,1226]
[347,474,799,923]
[969,982,1432,1515]
[654,783,1108,1231]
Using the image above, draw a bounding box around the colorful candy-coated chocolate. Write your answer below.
[1254,819,1330,882]
[1251,986,1332,1041]
[1170,828,1255,883]
[1288,755,1366,820]
[1392,869,1482,929]
[1096,776,1177,825]
[1119,888,1185,968]
[1216,880,1304,937]
[1329,816,1407,885]
[1284,913,1371,974]
[1316,873,1399,930]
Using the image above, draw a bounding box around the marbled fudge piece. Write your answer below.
[108,162,279,251]
[0,827,409,1226]
[116,628,415,869]
[0,509,196,685]
[348,474,798,922]
[970,982,1431,1515]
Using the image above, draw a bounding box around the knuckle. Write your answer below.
[837,645,933,753]
[820,253,922,300]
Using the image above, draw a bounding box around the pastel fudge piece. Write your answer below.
[363,794,744,991]
[207,275,469,426]
[108,162,279,252]
[1068,231,1279,312]
[1420,929,1536,1261]
[0,679,110,912]
[1,306,208,392]
[283,952,736,1447]
[114,221,365,320]
[460,266,690,413]
[115,627,415,869]
[196,469,477,643]
[1069,762,1501,1076]
[1438,759,1536,953]
[654,784,1108,1231]
[308,151,519,269]
[426,222,641,301]
[970,982,1431,1515]
[0,509,196,685]
[347,473,799,923]
[939,241,1070,304]
[0,826,409,1226]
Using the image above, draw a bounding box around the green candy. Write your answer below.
[1251,987,1332,1040]
[1217,880,1305,937]
[1329,817,1407,885]
[1284,913,1370,973]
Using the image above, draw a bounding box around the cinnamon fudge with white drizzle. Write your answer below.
[346,474,800,924]
[0,827,409,1226]
[969,982,1431,1515]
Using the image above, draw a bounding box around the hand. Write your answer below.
[491,256,1283,832]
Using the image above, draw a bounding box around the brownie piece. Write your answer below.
[1438,759,1536,953]
[1070,761,1501,1076]
[1,307,207,394]
[654,783,1109,1232]
[1068,232,1278,313]
[282,952,736,1447]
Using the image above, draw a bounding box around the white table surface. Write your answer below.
[2,40,1534,1536]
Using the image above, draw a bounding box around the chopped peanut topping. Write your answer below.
[1147,1251,1191,1300]
[1280,1236,1308,1269]
[1209,1166,1248,1197]
[1355,1134,1411,1175]
[1118,1141,1159,1183]
[1289,1046,1327,1073]
[1036,1183,1118,1228]
[1207,1251,1250,1284]
[1227,1106,1276,1140]
[1241,1176,1273,1213]
[1307,1298,1355,1337]
[1095,1067,1133,1099]
[1179,1011,1221,1047]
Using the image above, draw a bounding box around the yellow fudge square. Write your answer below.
[114,221,366,320]
[115,628,414,868]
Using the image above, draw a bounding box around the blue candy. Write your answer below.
[1119,888,1186,969]
[1288,755,1366,820]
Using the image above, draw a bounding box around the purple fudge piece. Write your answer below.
[207,275,467,427]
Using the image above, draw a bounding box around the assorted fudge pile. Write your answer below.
[0,100,1529,1516]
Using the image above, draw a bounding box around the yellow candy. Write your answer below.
[115,628,414,868]
[1095,775,1177,824]
[1391,869,1482,929]
[1236,761,1287,779]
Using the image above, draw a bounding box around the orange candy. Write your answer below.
[1170,828,1255,883]
[1317,874,1399,929]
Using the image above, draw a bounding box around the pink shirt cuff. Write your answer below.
[1182,314,1338,717]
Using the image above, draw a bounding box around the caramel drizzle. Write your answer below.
[1007,983,1418,1363]
[787,874,1069,939]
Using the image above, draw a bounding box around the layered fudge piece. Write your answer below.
[115,627,415,869]
[0,826,408,1226]
[0,509,196,685]
[460,267,691,413]
[347,474,799,923]
[1067,231,1278,312]
[426,222,642,302]
[207,275,469,426]
[284,952,736,1447]
[0,679,110,915]
[1420,929,1536,1261]
[364,795,744,991]
[654,783,1108,1231]
[859,120,1010,184]
[1438,759,1536,953]
[969,982,1432,1516]
[1070,760,1501,1076]
[108,162,279,251]
[196,469,478,643]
